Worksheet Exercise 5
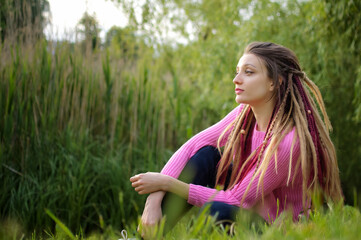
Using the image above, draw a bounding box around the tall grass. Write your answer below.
[0,30,237,235]
[2,201,361,239]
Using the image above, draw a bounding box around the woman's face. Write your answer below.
[233,53,275,106]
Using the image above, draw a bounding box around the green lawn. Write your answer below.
[1,203,360,239]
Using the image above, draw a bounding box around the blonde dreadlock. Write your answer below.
[215,42,343,212]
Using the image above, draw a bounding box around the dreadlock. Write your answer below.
[215,42,343,212]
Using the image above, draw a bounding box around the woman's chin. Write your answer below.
[235,96,247,104]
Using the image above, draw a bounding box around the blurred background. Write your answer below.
[1,0,360,237]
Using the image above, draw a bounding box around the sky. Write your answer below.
[44,0,130,42]
[44,0,193,45]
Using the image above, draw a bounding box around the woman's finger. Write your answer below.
[138,189,149,194]
[135,186,143,192]
[130,175,139,182]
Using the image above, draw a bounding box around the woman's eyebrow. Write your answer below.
[237,63,257,71]
[245,63,257,68]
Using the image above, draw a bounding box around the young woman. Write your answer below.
[130,42,343,237]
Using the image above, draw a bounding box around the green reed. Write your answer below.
[0,33,237,236]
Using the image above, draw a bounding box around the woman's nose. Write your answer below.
[233,73,242,84]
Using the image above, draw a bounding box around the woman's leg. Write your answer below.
[199,201,239,222]
[196,201,239,236]
[161,145,226,234]
[198,201,239,234]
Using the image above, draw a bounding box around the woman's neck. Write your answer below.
[251,98,276,132]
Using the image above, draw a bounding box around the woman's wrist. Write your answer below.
[161,174,171,192]
[147,190,166,204]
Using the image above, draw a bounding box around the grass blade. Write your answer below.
[45,208,76,240]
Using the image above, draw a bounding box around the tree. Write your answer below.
[104,25,142,57]
[76,12,101,51]
[114,0,361,205]
[0,0,50,42]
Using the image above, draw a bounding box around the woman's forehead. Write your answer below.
[237,54,265,72]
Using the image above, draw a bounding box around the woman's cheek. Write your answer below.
[251,81,268,98]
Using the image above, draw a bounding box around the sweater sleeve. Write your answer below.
[187,129,300,209]
[160,104,244,179]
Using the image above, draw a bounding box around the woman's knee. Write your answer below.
[187,145,221,174]
[180,145,221,186]
[199,201,239,222]
[189,145,220,164]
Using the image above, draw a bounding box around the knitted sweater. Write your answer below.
[160,104,303,222]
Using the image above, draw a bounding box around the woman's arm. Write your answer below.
[186,130,301,209]
[131,123,300,222]
[160,104,243,179]
[131,104,243,236]
[133,176,190,238]
[131,105,243,198]
[130,172,189,199]
[138,191,165,239]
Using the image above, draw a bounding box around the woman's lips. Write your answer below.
[235,88,244,94]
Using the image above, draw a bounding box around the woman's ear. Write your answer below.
[269,76,283,91]
[269,80,275,91]
[269,81,275,92]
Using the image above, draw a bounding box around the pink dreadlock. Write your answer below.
[216,42,343,211]
[294,75,326,188]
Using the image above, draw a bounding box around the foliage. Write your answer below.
[1,204,361,239]
[0,0,50,42]
[104,25,149,61]
[76,12,101,51]
[1,0,361,238]
[0,26,225,235]
[116,0,361,205]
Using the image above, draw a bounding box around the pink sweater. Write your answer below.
[160,104,303,222]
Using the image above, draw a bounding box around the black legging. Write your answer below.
[161,145,240,235]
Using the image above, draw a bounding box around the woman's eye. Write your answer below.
[234,71,239,76]
[245,70,253,74]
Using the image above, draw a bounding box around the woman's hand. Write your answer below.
[130,172,168,194]
[138,196,164,238]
